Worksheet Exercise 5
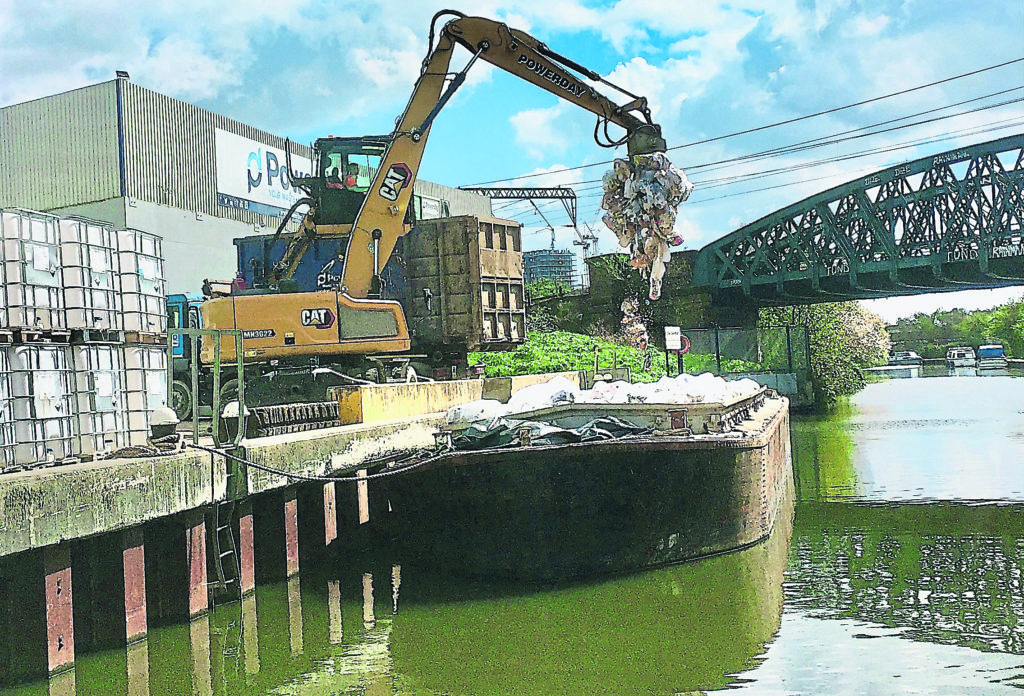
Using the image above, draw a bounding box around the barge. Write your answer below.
[371,387,792,581]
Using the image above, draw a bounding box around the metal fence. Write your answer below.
[668,325,811,377]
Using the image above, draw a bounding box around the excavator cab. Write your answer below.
[292,136,390,226]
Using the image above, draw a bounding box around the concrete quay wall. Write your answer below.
[0,371,582,558]
[0,414,444,559]
[0,451,219,559]
[0,370,576,684]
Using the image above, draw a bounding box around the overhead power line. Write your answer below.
[492,108,1024,218]
[506,115,1024,233]
[467,57,1024,187]
[549,90,1024,195]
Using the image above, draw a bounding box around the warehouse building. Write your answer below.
[0,74,492,291]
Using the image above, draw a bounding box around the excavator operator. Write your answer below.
[343,163,359,189]
[326,167,344,189]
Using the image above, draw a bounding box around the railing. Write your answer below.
[166,328,246,448]
[668,325,811,377]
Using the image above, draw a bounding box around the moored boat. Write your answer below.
[977,343,1008,370]
[369,386,792,581]
[946,346,976,368]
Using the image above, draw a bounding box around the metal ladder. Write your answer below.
[209,450,242,605]
[209,498,240,603]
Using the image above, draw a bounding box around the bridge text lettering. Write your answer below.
[991,243,1024,259]
[824,259,850,277]
[947,246,978,262]
[933,150,971,166]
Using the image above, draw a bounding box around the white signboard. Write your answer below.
[215,129,312,217]
[665,326,681,351]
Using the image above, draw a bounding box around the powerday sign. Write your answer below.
[215,129,312,217]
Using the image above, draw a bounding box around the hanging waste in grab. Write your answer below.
[601,152,693,303]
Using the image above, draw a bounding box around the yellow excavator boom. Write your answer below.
[338,10,666,299]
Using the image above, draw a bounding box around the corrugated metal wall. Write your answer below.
[120,82,312,227]
[415,180,493,218]
[2,79,495,225]
[0,83,121,210]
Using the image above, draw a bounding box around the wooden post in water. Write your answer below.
[238,500,255,595]
[284,488,300,577]
[43,545,74,675]
[357,470,370,525]
[184,510,207,618]
[324,482,338,545]
[121,527,147,644]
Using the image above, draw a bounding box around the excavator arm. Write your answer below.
[338,10,668,299]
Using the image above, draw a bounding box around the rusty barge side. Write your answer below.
[371,396,793,581]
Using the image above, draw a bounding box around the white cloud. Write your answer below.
[351,43,423,91]
[509,103,574,158]
[854,14,891,36]
[135,37,239,101]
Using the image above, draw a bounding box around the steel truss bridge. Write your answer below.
[693,134,1024,305]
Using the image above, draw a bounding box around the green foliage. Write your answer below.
[888,301,1024,358]
[469,331,756,383]
[470,331,668,382]
[761,302,890,410]
[525,278,572,299]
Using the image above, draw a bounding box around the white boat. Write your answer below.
[946,346,976,368]
[977,344,1008,370]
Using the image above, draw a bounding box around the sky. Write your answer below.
[1,0,1022,323]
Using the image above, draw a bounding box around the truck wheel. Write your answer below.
[219,379,240,406]
[171,380,193,421]
[215,379,240,446]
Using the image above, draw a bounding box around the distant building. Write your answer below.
[524,249,576,287]
[0,75,491,292]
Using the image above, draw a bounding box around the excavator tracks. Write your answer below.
[247,401,341,438]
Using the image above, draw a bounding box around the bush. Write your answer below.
[470,331,754,382]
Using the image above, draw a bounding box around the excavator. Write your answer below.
[180,10,668,415]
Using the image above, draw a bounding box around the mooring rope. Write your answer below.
[185,441,443,483]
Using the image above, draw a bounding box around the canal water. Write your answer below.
[5,372,1024,694]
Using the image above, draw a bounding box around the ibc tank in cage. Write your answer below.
[1,209,65,331]
[60,218,123,332]
[122,345,169,445]
[72,344,129,455]
[0,349,14,472]
[118,228,167,334]
[6,344,76,466]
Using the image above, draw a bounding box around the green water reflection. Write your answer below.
[5,375,1024,694]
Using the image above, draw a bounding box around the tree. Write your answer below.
[761,302,891,410]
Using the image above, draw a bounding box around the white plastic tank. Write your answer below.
[60,218,123,332]
[0,349,15,471]
[6,344,76,466]
[122,344,169,445]
[72,344,129,455]
[1,209,65,330]
[118,228,167,334]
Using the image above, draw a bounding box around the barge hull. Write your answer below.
[374,397,792,581]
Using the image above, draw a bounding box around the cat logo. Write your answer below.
[378,163,412,201]
[300,307,336,329]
